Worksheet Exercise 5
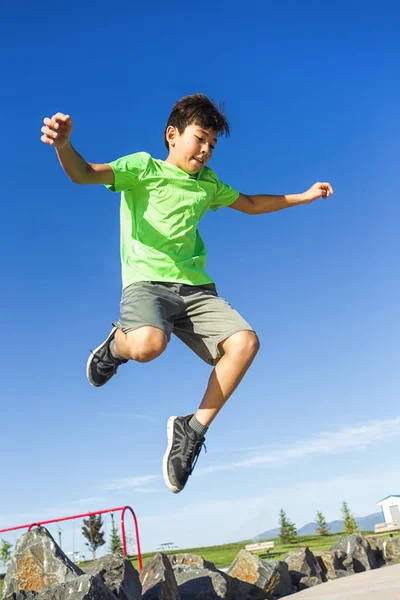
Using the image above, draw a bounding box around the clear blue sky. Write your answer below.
[1,0,399,559]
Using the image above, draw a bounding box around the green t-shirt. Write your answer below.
[105,152,239,288]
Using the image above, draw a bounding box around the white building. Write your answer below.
[375,495,400,533]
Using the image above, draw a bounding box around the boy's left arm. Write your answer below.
[229,182,334,214]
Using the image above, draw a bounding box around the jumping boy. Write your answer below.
[41,94,333,494]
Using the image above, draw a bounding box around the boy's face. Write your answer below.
[166,123,217,174]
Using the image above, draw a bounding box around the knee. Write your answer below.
[223,331,260,360]
[125,329,168,363]
[242,331,260,358]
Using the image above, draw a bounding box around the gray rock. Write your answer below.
[84,552,141,599]
[311,550,350,582]
[261,560,292,598]
[3,527,83,596]
[4,574,117,599]
[381,537,400,564]
[174,567,231,600]
[297,576,322,591]
[139,553,180,599]
[3,593,38,599]
[329,534,377,572]
[283,547,324,588]
[169,553,232,599]
[325,569,350,580]
[366,536,386,567]
[313,550,346,574]
[169,554,218,573]
[227,550,292,599]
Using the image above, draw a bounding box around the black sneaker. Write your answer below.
[86,327,127,387]
[162,415,206,493]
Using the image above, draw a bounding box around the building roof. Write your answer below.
[377,495,400,504]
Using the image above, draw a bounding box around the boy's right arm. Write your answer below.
[41,112,114,185]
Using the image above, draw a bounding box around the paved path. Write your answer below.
[294,563,400,599]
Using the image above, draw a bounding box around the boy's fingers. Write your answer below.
[43,117,60,130]
[318,183,334,198]
[53,113,71,124]
[41,134,54,145]
[41,125,58,139]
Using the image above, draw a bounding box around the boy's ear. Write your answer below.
[166,125,178,147]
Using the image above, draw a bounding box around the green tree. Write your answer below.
[0,539,13,567]
[279,509,297,544]
[315,511,330,536]
[82,515,106,560]
[341,501,357,534]
[109,513,122,553]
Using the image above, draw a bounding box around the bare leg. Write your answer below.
[194,330,260,427]
[114,326,168,362]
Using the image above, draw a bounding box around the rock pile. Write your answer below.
[3,527,400,599]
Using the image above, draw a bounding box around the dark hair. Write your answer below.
[164,93,230,150]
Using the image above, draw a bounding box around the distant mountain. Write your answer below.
[253,512,382,540]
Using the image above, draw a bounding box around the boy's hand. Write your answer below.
[300,182,334,204]
[41,113,73,148]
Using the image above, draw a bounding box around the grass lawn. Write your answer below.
[128,531,375,570]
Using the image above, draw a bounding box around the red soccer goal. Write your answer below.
[0,505,143,570]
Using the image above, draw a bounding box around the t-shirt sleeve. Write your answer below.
[104,152,149,192]
[209,175,240,211]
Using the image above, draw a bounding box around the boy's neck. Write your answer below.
[165,155,183,169]
[165,155,197,176]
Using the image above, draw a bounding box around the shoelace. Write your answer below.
[183,437,207,474]
[90,349,120,376]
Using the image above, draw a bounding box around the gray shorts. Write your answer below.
[117,281,254,366]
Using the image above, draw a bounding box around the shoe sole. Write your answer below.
[86,327,117,387]
[162,416,180,494]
